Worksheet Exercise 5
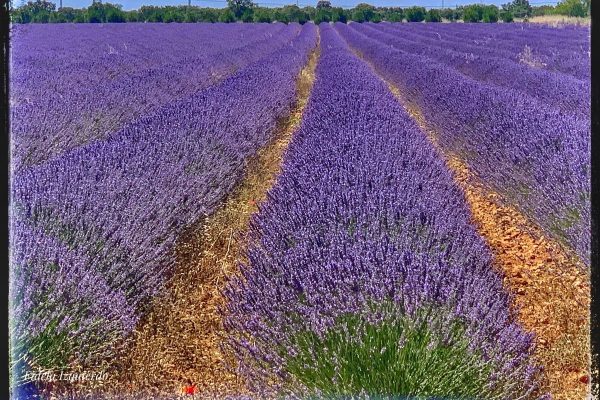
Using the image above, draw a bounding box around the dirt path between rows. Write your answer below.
[382,80,590,399]
[96,39,320,399]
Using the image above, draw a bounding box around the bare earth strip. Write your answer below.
[381,78,591,399]
[85,39,321,399]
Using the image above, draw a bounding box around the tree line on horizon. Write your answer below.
[11,0,590,24]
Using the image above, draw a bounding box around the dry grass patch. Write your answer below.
[525,15,590,26]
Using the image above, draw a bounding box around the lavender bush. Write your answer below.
[10,23,317,378]
[224,24,542,399]
[11,23,300,170]
[377,22,590,80]
[337,22,590,266]
[356,23,589,114]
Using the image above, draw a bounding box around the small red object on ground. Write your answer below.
[579,375,589,384]
[184,384,197,395]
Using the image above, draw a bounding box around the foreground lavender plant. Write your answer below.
[225,24,543,399]
[10,23,317,379]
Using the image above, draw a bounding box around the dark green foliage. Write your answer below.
[353,3,377,21]
[500,9,514,21]
[86,2,126,23]
[425,8,442,22]
[253,7,272,22]
[316,0,332,9]
[501,0,532,19]
[163,8,184,23]
[281,5,309,23]
[10,0,539,24]
[441,7,461,21]
[12,0,55,23]
[49,7,85,22]
[240,8,254,22]
[380,7,403,22]
[482,5,499,22]
[463,4,484,22]
[405,6,426,22]
[331,7,348,23]
[125,10,139,22]
[554,0,588,17]
[227,0,255,19]
[313,8,331,24]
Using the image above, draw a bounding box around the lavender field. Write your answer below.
[9,21,590,400]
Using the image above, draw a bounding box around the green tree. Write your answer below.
[86,2,125,23]
[482,5,499,22]
[314,7,331,23]
[500,9,514,21]
[531,5,554,16]
[316,0,331,9]
[253,7,272,22]
[425,8,442,22]
[14,0,56,23]
[440,7,459,21]
[463,4,483,21]
[240,7,254,21]
[86,1,105,22]
[106,3,126,22]
[331,7,347,22]
[227,0,255,19]
[163,7,183,22]
[352,3,376,21]
[219,8,236,22]
[198,8,221,22]
[554,0,587,16]
[52,6,82,22]
[405,6,426,21]
[501,0,531,19]
[302,5,316,20]
[269,9,286,22]
[380,7,403,21]
[281,5,308,23]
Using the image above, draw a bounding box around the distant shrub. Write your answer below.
[554,0,588,17]
[501,0,532,18]
[331,7,348,22]
[482,5,499,22]
[440,7,459,21]
[253,7,272,22]
[531,4,555,16]
[463,4,483,21]
[500,10,514,21]
[381,7,403,21]
[314,8,331,23]
[425,8,442,22]
[240,8,253,21]
[405,6,426,21]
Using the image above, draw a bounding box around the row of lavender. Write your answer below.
[10,23,317,380]
[338,23,590,266]
[11,23,298,170]
[380,22,590,80]
[357,23,589,114]
[11,24,272,95]
[224,24,542,398]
